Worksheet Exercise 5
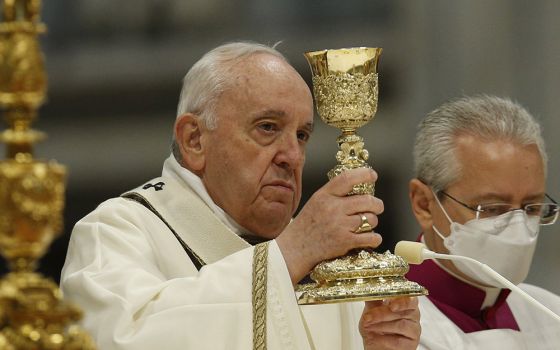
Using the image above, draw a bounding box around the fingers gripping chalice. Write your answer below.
[296,47,427,304]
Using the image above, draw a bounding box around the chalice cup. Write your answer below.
[297,47,427,305]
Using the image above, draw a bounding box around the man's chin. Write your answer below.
[247,212,291,239]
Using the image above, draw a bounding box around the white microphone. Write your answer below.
[395,241,560,323]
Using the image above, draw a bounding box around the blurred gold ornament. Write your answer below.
[0,1,95,348]
[297,47,427,305]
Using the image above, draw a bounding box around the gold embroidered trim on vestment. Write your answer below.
[252,241,269,350]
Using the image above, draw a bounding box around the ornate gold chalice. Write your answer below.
[0,1,95,348]
[297,47,427,305]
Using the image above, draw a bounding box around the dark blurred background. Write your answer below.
[1,0,559,294]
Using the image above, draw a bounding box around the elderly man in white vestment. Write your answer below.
[405,95,560,349]
[61,41,421,349]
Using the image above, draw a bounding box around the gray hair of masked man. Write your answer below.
[413,95,547,192]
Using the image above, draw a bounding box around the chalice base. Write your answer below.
[297,276,428,305]
[296,250,428,305]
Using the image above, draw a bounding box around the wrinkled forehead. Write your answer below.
[233,51,288,69]
[450,136,546,197]
[225,54,311,101]
[230,53,300,82]
[213,53,313,123]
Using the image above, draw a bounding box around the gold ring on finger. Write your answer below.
[354,213,373,233]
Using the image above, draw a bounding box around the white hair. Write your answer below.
[413,95,548,192]
[172,41,287,162]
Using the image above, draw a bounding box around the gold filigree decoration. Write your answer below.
[0,1,97,347]
[297,251,427,305]
[0,31,46,109]
[311,250,409,281]
[328,134,374,195]
[0,272,96,349]
[298,276,428,305]
[0,160,65,272]
[312,72,378,130]
[8,161,65,223]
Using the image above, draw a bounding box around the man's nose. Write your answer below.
[274,134,304,170]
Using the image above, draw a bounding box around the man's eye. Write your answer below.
[481,205,509,216]
[258,123,276,132]
[525,206,541,216]
[297,131,310,142]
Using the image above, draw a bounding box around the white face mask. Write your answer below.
[432,193,540,287]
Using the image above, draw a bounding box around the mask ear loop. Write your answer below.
[431,223,447,241]
[430,190,454,241]
[432,190,454,224]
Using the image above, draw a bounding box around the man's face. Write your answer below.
[425,134,545,278]
[199,54,314,239]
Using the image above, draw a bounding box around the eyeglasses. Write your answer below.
[438,191,560,225]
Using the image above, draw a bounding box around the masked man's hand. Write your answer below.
[360,297,421,350]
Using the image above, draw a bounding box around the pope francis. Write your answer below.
[60,41,421,350]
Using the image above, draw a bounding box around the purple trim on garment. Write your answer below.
[406,236,520,333]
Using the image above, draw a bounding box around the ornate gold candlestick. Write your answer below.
[297,47,427,305]
[0,1,95,348]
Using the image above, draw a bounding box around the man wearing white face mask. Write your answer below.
[406,95,560,349]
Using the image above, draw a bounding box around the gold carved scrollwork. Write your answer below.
[0,30,47,109]
[10,162,64,224]
[327,134,375,195]
[313,72,379,196]
[0,0,97,347]
[3,0,42,23]
[312,72,378,130]
[0,272,96,349]
[330,134,374,195]
[0,160,65,272]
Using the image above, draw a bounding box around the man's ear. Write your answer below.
[409,178,435,232]
[174,113,206,172]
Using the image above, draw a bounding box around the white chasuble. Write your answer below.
[61,156,365,350]
[417,285,560,350]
